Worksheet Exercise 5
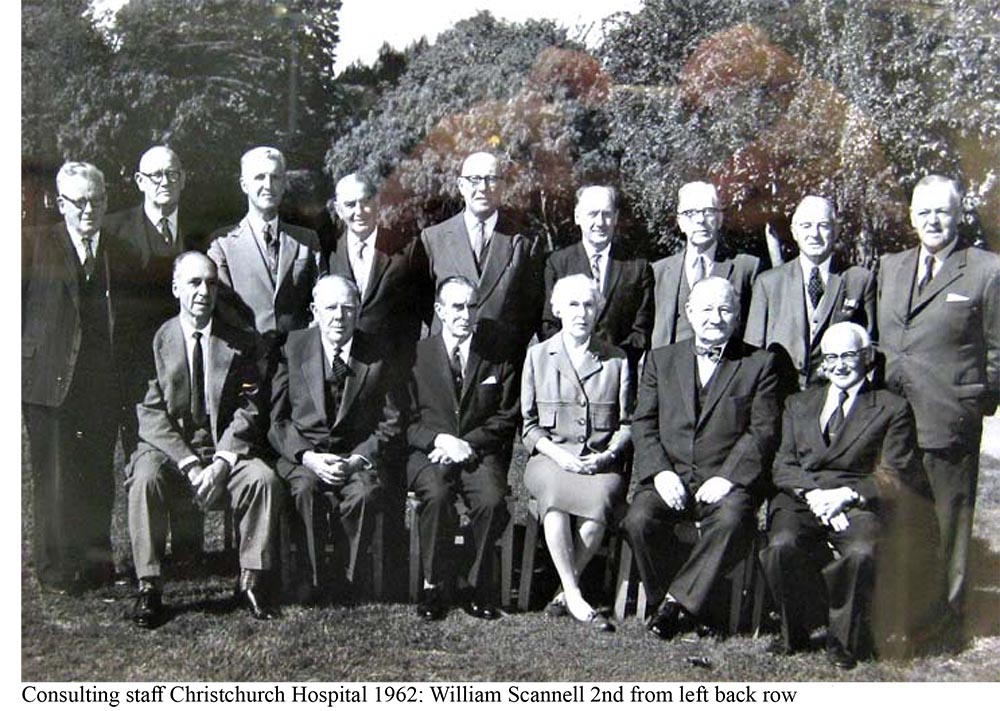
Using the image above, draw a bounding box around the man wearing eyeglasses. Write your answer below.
[877,175,1000,637]
[760,322,918,669]
[650,181,761,349]
[420,151,544,361]
[22,162,131,593]
[745,196,875,391]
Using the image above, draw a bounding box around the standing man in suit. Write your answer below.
[745,196,876,390]
[406,276,519,621]
[127,252,284,627]
[877,175,1000,629]
[760,322,919,669]
[541,185,654,373]
[420,151,544,360]
[23,162,125,593]
[623,277,781,639]
[650,181,761,349]
[269,275,402,598]
[208,146,322,347]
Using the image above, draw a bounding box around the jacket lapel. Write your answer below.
[363,235,391,304]
[161,319,191,421]
[655,255,683,340]
[300,329,328,422]
[697,347,741,428]
[575,342,604,382]
[445,215,480,282]
[600,246,624,317]
[893,249,919,319]
[800,387,831,454]
[477,226,515,304]
[335,355,370,426]
[812,269,843,337]
[910,247,966,314]
[236,218,275,291]
[433,335,461,410]
[208,327,235,443]
[460,341,483,405]
[55,225,82,310]
[274,220,296,297]
[329,234,353,279]
[825,385,883,460]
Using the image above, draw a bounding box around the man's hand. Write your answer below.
[804,487,857,526]
[653,470,687,511]
[302,451,350,486]
[433,434,475,465]
[694,476,734,505]
[195,459,229,510]
[428,447,452,465]
[578,451,614,475]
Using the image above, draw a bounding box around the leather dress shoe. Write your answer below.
[578,610,615,633]
[132,590,164,629]
[826,640,858,670]
[417,587,447,621]
[463,598,502,620]
[237,586,280,620]
[545,594,568,618]
[768,626,809,655]
[647,600,690,640]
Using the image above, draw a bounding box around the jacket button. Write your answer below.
[577,418,586,426]
[578,397,586,406]
[577,435,586,443]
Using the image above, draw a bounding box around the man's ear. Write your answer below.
[133,172,144,190]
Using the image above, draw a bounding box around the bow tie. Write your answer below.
[693,344,724,363]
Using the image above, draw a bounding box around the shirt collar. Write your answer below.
[827,378,865,407]
[248,212,279,241]
[180,317,213,343]
[463,210,498,240]
[68,227,101,253]
[798,254,832,282]
[347,226,377,251]
[144,204,178,235]
[442,330,472,360]
[321,336,353,367]
[919,237,957,268]
[581,239,611,262]
[686,243,717,268]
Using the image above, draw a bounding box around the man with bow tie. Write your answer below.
[623,277,781,641]
[760,322,919,669]
[269,275,402,599]
[877,175,1000,635]
[404,276,519,621]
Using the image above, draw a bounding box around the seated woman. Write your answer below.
[521,274,632,632]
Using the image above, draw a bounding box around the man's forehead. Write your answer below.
[793,197,833,223]
[578,187,614,210]
[912,183,958,209]
[243,155,283,175]
[176,255,216,279]
[822,331,861,353]
[337,179,372,202]
[315,283,357,305]
[440,282,475,302]
[140,148,180,171]
[63,175,104,195]
[461,153,498,175]
[690,287,734,308]
[678,183,718,208]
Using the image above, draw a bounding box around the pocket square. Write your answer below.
[946,292,970,302]
[842,298,858,310]
[480,375,498,385]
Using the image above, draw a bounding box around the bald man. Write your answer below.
[745,195,875,391]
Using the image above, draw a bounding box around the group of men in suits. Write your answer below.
[23,141,997,665]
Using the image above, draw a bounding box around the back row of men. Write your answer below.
[22,147,998,661]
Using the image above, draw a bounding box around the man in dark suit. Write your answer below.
[22,161,127,593]
[127,252,284,627]
[877,175,1000,628]
[650,181,760,349]
[208,146,321,346]
[760,322,919,669]
[541,184,654,372]
[269,275,402,597]
[420,151,544,360]
[406,276,519,621]
[623,277,781,639]
[745,196,876,391]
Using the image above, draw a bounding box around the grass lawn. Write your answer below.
[20,423,1000,682]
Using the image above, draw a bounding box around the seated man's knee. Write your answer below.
[128,452,172,492]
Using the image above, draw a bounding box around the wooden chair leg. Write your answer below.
[517,512,539,611]
[500,514,514,608]
[371,509,385,601]
[613,538,634,620]
[406,492,420,603]
[278,509,293,599]
[728,554,748,636]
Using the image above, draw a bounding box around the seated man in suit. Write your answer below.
[406,276,519,621]
[541,184,654,375]
[760,322,919,669]
[745,196,875,391]
[127,252,284,627]
[208,146,321,347]
[623,277,781,640]
[269,275,401,599]
[650,181,760,349]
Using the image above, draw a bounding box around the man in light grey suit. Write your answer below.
[650,181,760,349]
[420,151,544,360]
[745,196,875,391]
[208,146,321,346]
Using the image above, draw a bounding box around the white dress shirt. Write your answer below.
[695,338,727,388]
[68,229,101,267]
[441,331,472,376]
[145,204,179,244]
[581,241,611,293]
[685,244,718,288]
[463,209,498,258]
[917,238,957,287]
[176,319,237,470]
[799,254,832,333]
[347,228,376,297]
[247,213,280,265]
[819,379,865,432]
[320,336,354,372]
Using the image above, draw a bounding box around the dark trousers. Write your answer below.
[922,445,979,616]
[409,455,509,591]
[760,491,878,656]
[277,460,382,588]
[623,485,754,616]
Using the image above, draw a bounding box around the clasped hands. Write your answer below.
[186,459,230,511]
[803,487,858,532]
[429,434,477,467]
[549,447,614,475]
[654,471,733,510]
[302,450,367,486]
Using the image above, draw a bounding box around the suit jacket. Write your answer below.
[207,216,322,337]
[541,241,654,364]
[406,334,519,473]
[420,211,544,356]
[650,246,760,348]
[632,339,780,490]
[268,326,401,467]
[21,223,126,407]
[104,204,202,268]
[522,334,632,457]
[745,259,876,389]
[877,243,1000,449]
[327,227,429,362]
[773,384,919,505]
[134,317,263,463]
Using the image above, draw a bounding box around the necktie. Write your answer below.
[807,266,824,308]
[693,343,724,363]
[263,224,278,277]
[81,237,96,281]
[917,254,935,294]
[191,331,207,427]
[449,344,464,394]
[330,349,350,386]
[824,388,848,444]
[159,218,174,248]
[690,254,706,287]
[590,253,602,288]
[355,240,368,295]
[472,221,485,270]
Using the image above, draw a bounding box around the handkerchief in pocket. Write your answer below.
[480,375,498,385]
[945,292,970,303]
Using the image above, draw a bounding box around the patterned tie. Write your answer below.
[159,217,174,248]
[690,254,706,287]
[693,343,724,363]
[472,221,486,271]
[917,254,935,294]
[263,223,279,278]
[449,344,464,394]
[590,253,602,289]
[824,388,848,444]
[330,348,350,386]
[807,266,825,309]
[190,331,207,427]
[81,237,96,281]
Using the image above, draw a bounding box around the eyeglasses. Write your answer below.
[59,194,106,211]
[461,175,501,187]
[821,351,863,366]
[139,169,183,185]
[679,208,721,219]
